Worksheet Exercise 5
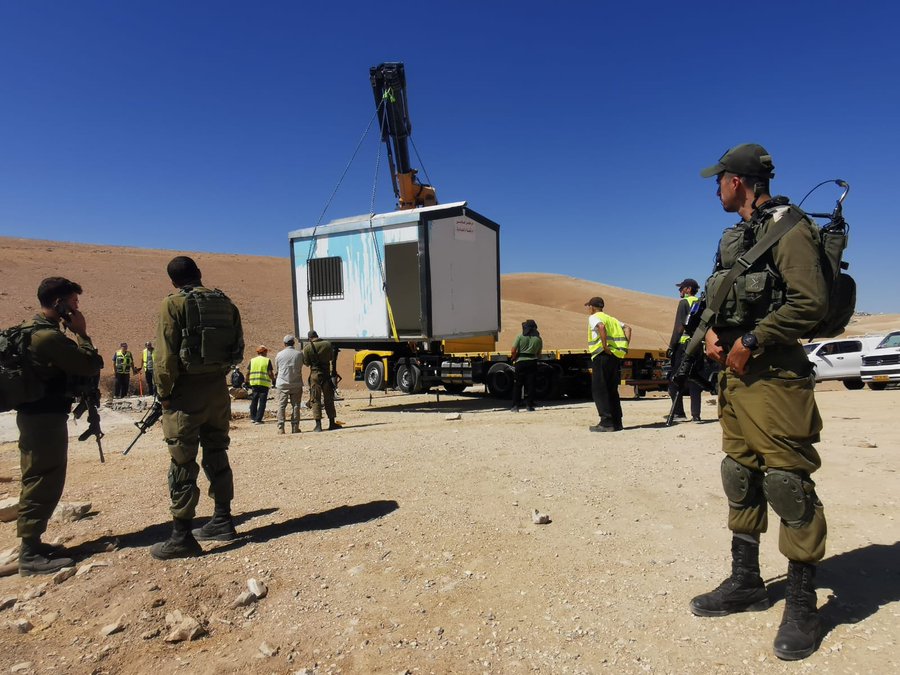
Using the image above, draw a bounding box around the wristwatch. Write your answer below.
[740,332,759,351]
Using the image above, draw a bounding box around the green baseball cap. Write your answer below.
[700,143,775,179]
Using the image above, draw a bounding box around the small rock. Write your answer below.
[445,413,461,421]
[76,561,109,577]
[150,598,166,608]
[52,567,76,584]
[164,615,205,643]
[38,611,59,629]
[856,439,878,448]
[10,663,33,673]
[15,618,33,633]
[532,509,551,525]
[100,615,127,637]
[0,546,18,566]
[141,627,161,640]
[51,501,92,523]
[0,596,16,611]
[230,591,256,609]
[24,583,47,600]
[258,641,279,657]
[0,497,18,523]
[247,578,268,599]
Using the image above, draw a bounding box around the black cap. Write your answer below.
[584,296,604,309]
[676,278,699,290]
[700,143,775,179]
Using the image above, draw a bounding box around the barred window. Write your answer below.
[308,257,344,300]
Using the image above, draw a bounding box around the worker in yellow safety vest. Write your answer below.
[139,341,156,397]
[113,342,135,398]
[248,345,274,424]
[585,296,630,432]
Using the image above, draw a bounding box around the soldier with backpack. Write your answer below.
[150,256,244,560]
[9,277,104,575]
[690,144,830,661]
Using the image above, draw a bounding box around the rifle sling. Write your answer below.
[683,208,803,359]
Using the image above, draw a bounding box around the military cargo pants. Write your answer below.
[17,412,69,539]
[718,346,827,563]
[308,371,336,421]
[161,376,234,520]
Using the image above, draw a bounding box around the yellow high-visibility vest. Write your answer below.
[142,348,155,370]
[588,312,629,359]
[114,350,133,374]
[248,356,272,387]
[678,295,699,344]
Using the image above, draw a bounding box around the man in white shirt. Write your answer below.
[274,334,304,434]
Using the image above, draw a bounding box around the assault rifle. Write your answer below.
[73,388,105,462]
[665,297,714,427]
[123,399,163,456]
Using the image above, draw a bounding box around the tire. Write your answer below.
[866,381,888,391]
[364,360,385,391]
[486,363,515,399]
[396,363,423,394]
[843,378,865,390]
[532,363,561,400]
[443,383,467,394]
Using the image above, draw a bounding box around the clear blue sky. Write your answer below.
[1,1,897,312]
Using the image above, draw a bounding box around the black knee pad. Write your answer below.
[720,457,764,509]
[763,469,816,528]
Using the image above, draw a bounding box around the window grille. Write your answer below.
[308,257,343,300]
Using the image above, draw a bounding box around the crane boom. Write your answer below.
[370,62,437,210]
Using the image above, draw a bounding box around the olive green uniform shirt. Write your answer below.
[302,339,334,373]
[154,286,244,399]
[512,334,542,362]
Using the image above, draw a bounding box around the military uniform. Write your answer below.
[18,315,103,546]
[154,286,243,526]
[691,144,829,661]
[302,338,336,429]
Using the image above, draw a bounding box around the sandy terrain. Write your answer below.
[0,237,898,673]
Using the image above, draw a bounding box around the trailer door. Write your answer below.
[384,242,423,336]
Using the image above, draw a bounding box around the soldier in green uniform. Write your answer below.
[16,277,104,575]
[302,330,339,432]
[691,144,828,661]
[151,256,244,559]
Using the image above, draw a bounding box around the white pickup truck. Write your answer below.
[860,331,900,390]
[804,335,884,390]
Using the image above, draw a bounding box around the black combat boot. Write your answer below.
[327,418,341,431]
[690,536,769,616]
[192,502,239,542]
[150,518,203,560]
[291,422,300,434]
[19,537,74,577]
[773,561,821,660]
[313,420,323,432]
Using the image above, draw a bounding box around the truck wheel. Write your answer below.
[533,364,561,400]
[486,363,514,399]
[364,361,385,391]
[843,378,865,390]
[396,363,423,394]
[866,381,888,391]
[443,383,467,394]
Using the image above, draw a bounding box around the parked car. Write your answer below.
[860,331,900,390]
[804,335,884,390]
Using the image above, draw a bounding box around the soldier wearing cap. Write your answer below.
[690,144,829,661]
[584,297,630,432]
[667,278,703,422]
[274,334,304,434]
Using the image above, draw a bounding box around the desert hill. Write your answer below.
[2,237,897,392]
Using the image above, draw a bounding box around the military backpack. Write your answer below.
[178,287,243,373]
[0,323,46,412]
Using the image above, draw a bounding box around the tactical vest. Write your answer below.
[114,350,133,374]
[249,356,272,387]
[178,287,243,374]
[705,202,815,330]
[678,296,699,344]
[588,312,628,359]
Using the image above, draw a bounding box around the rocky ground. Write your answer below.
[0,384,897,674]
